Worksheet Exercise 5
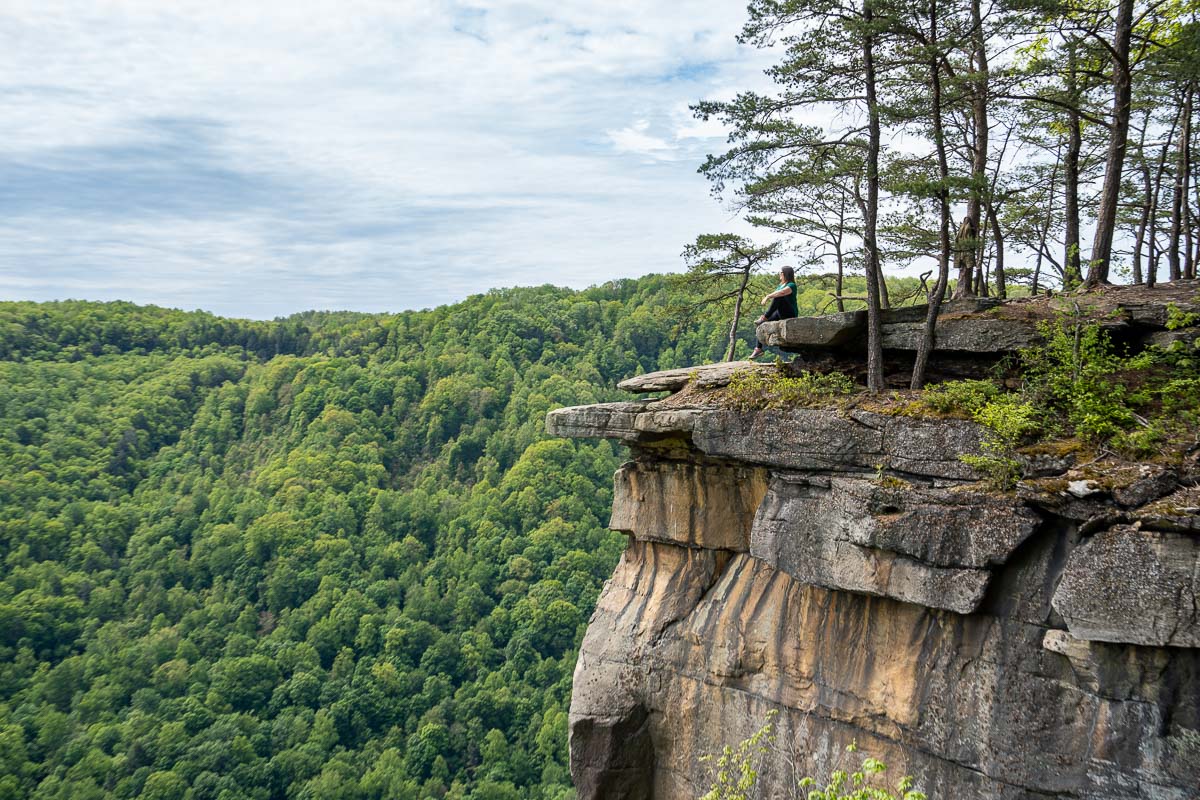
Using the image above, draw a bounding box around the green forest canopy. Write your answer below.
[2,274,909,800]
[0,274,922,800]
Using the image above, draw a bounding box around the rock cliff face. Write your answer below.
[546,287,1200,800]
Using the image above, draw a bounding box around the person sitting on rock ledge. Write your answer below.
[749,266,798,359]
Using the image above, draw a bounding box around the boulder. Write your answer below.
[759,310,865,348]
[1052,525,1200,647]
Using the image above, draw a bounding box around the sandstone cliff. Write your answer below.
[547,285,1200,800]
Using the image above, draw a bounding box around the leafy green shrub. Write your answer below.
[724,367,855,411]
[798,742,927,800]
[1160,377,1200,416]
[959,453,1022,490]
[1165,302,1200,331]
[932,391,1040,490]
[699,711,926,800]
[1111,425,1167,459]
[919,379,1001,417]
[973,394,1042,445]
[919,311,1200,475]
[699,711,778,800]
[1019,316,1133,442]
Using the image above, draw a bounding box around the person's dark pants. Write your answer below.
[755,298,796,350]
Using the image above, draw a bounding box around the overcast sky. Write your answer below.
[0,1,780,318]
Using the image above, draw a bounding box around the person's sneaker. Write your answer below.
[749,348,764,359]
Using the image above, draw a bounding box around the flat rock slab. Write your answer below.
[1052,525,1200,648]
[881,317,1042,352]
[758,299,1018,353]
[692,408,985,481]
[776,475,1042,568]
[616,361,765,394]
[548,403,988,481]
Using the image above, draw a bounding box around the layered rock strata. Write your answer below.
[547,359,1200,800]
[759,281,1200,355]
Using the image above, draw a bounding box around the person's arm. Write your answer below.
[761,284,794,303]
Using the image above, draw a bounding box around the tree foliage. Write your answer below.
[0,280,730,799]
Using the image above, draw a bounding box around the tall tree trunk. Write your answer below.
[976,202,991,297]
[1180,87,1193,280]
[1169,90,1188,281]
[1064,41,1083,287]
[726,268,751,361]
[975,246,989,296]
[1134,155,1150,285]
[989,202,1006,298]
[1150,107,1183,286]
[954,217,975,295]
[1192,101,1200,274]
[1034,147,1061,295]
[862,0,885,394]
[912,0,951,390]
[835,193,846,312]
[835,250,846,312]
[1132,108,1152,285]
[968,0,989,293]
[877,261,891,309]
[1086,0,1134,288]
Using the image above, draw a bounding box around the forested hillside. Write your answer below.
[1,275,897,800]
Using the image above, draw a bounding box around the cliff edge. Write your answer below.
[547,284,1200,800]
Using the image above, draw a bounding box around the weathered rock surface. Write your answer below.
[881,317,1042,352]
[748,475,1042,613]
[756,298,1008,352]
[551,402,987,480]
[691,408,987,480]
[1146,328,1200,349]
[545,401,651,441]
[759,310,865,348]
[571,540,1200,799]
[551,329,1200,799]
[1052,525,1200,648]
[1135,486,1200,532]
[752,280,1200,361]
[610,460,768,551]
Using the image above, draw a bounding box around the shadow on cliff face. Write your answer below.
[570,705,654,800]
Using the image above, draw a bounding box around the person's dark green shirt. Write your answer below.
[776,281,799,317]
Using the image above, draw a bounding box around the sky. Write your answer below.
[0,1,778,319]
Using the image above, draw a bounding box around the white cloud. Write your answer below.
[0,0,778,317]
[606,119,679,160]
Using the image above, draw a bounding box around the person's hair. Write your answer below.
[780,266,795,283]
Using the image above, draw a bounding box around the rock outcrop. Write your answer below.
[548,287,1200,800]
[755,280,1200,387]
